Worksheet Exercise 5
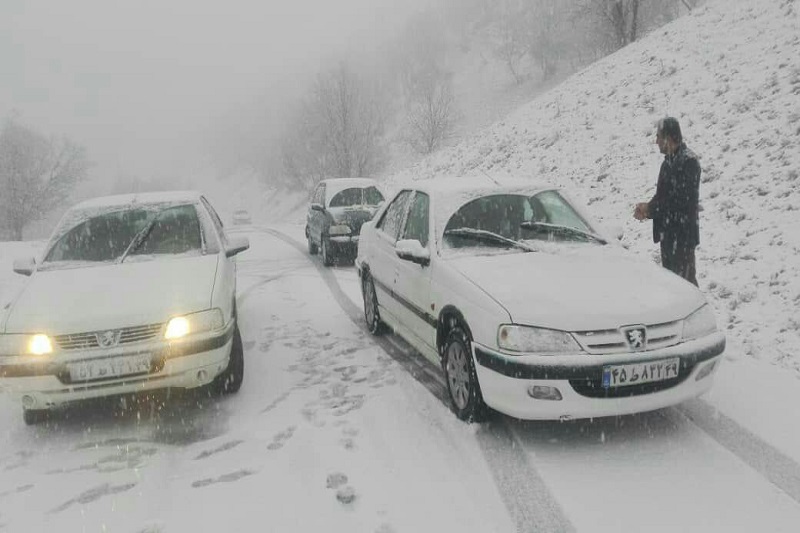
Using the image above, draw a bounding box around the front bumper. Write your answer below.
[0,323,234,410]
[473,332,726,420]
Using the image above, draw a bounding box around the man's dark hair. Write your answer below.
[657,117,683,143]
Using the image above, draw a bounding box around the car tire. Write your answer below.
[442,326,488,423]
[23,408,49,426]
[362,273,385,335]
[321,237,334,267]
[307,228,318,255]
[213,324,244,395]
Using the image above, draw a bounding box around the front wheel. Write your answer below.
[321,237,334,267]
[213,325,244,394]
[442,326,488,422]
[362,273,385,335]
[307,227,318,255]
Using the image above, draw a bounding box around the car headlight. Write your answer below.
[0,334,54,356]
[497,325,582,355]
[682,305,718,341]
[329,224,351,236]
[165,309,224,340]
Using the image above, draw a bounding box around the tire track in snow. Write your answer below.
[262,227,575,533]
[677,399,800,505]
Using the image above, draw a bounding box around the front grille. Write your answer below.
[55,323,163,351]
[573,321,682,355]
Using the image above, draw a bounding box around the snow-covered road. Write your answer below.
[2,225,800,532]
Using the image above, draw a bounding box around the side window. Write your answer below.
[200,197,227,247]
[376,190,412,242]
[401,192,430,247]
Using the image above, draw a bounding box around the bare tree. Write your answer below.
[404,69,457,154]
[281,63,386,190]
[494,0,529,84]
[0,117,89,240]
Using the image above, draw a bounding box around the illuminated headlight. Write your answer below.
[0,334,54,356]
[682,305,718,341]
[329,224,351,236]
[497,325,581,355]
[165,309,224,340]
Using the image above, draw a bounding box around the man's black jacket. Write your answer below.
[647,143,701,246]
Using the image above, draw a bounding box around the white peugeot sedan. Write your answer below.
[0,191,249,425]
[355,177,725,422]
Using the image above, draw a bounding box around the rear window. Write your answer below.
[328,186,384,207]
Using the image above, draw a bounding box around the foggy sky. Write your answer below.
[0,0,431,191]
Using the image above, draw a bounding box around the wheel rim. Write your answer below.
[446,341,471,410]
[364,279,376,327]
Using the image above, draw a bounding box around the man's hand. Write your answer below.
[633,202,649,221]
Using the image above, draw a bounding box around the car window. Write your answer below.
[312,184,326,206]
[443,192,594,249]
[534,190,591,231]
[376,190,412,242]
[45,208,152,263]
[129,205,203,256]
[328,186,384,207]
[200,196,226,247]
[401,192,430,247]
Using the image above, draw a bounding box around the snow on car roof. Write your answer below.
[393,176,552,233]
[320,178,381,201]
[72,190,203,210]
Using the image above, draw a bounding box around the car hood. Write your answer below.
[446,245,705,331]
[3,255,219,334]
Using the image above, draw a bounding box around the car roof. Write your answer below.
[396,176,550,197]
[71,190,203,210]
[319,177,379,188]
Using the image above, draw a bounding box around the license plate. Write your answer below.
[602,357,680,388]
[68,354,152,381]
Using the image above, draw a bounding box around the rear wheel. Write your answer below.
[213,325,244,394]
[321,237,334,267]
[23,408,49,426]
[442,326,488,422]
[362,273,385,335]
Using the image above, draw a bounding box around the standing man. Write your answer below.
[634,117,701,286]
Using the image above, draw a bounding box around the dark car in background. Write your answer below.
[305,178,384,266]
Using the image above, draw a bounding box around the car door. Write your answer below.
[308,184,326,245]
[367,190,413,324]
[392,191,436,354]
[200,197,237,322]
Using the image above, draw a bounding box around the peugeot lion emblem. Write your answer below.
[96,330,121,348]
[622,326,647,351]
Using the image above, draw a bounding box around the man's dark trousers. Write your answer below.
[660,239,698,286]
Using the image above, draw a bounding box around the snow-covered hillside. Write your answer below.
[390,0,800,375]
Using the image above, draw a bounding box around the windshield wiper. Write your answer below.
[117,213,160,264]
[444,227,536,252]
[520,221,607,244]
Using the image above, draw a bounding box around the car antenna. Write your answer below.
[478,168,500,186]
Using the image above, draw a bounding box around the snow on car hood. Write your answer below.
[4,255,219,335]
[446,245,706,331]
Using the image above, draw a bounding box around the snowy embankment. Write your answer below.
[390,0,800,377]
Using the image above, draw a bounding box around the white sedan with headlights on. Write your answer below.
[355,177,725,422]
[0,191,249,425]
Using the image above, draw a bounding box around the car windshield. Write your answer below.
[328,186,384,208]
[442,191,601,250]
[43,204,203,266]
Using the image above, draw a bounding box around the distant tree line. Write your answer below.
[272,0,698,191]
[0,115,88,241]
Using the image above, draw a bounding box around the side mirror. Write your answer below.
[311,203,325,213]
[225,236,250,258]
[13,256,36,276]
[395,239,430,267]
